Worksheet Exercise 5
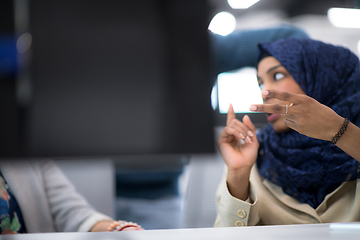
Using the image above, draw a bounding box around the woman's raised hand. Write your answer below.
[217,104,259,172]
[250,90,344,141]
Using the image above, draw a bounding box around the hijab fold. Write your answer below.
[256,38,360,208]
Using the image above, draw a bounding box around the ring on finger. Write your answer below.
[285,103,293,115]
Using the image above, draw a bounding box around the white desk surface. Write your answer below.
[2,223,360,240]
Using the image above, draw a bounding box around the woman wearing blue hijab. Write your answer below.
[215,38,360,227]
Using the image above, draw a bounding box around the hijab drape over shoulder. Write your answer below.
[256,38,360,208]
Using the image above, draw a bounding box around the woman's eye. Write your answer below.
[274,72,285,81]
[259,83,264,90]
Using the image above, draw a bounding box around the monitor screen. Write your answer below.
[211,67,268,128]
[1,0,215,158]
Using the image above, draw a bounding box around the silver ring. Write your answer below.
[285,103,293,115]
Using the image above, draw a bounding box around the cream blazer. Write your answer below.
[214,165,360,227]
[0,160,113,233]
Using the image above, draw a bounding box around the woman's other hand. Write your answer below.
[217,104,259,170]
[250,90,344,141]
[217,104,259,200]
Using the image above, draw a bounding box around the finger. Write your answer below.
[284,112,297,122]
[262,89,303,103]
[242,115,256,143]
[228,118,251,139]
[242,115,256,132]
[223,126,246,144]
[226,104,235,126]
[284,118,297,131]
[250,103,285,114]
[122,227,138,231]
[226,104,252,139]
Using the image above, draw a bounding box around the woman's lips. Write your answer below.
[267,113,280,123]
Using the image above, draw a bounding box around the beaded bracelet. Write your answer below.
[107,220,143,231]
[331,118,349,144]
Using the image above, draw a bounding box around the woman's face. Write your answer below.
[257,56,306,133]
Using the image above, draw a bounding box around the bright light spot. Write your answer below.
[228,0,260,9]
[208,12,236,36]
[211,84,218,111]
[17,32,32,53]
[328,8,360,28]
[217,67,263,113]
[357,40,360,56]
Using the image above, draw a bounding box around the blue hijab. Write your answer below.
[256,38,360,208]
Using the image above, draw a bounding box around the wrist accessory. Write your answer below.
[331,118,349,144]
[111,220,142,231]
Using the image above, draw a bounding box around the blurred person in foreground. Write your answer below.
[0,160,143,234]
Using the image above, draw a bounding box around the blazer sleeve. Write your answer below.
[40,160,113,232]
[214,168,260,227]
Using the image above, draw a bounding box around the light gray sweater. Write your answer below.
[0,160,113,233]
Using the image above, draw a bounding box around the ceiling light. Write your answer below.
[227,0,260,9]
[328,7,360,28]
[208,12,236,36]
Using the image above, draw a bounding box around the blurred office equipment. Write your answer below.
[211,67,267,128]
[182,152,225,228]
[114,155,188,229]
[0,0,217,231]
[1,0,215,158]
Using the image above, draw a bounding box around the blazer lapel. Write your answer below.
[262,179,322,223]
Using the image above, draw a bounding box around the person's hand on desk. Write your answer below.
[250,90,360,162]
[106,220,144,232]
[90,220,144,232]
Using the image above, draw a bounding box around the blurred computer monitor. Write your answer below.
[1,0,215,158]
[211,67,268,128]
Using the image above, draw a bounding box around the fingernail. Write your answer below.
[240,139,245,145]
[239,133,245,139]
[250,106,257,111]
[262,90,269,96]
[247,130,254,137]
[246,136,252,143]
